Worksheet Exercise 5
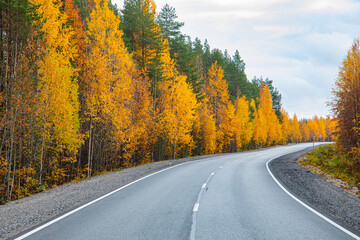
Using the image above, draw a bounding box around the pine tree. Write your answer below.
[121,0,162,73]
[157,4,184,41]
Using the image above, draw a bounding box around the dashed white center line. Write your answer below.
[193,203,199,212]
[190,169,218,239]
[219,166,223,169]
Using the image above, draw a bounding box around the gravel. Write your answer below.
[0,154,224,240]
[269,147,360,235]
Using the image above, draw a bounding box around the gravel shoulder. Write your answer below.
[269,147,360,235]
[0,154,224,240]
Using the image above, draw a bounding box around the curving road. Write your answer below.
[14,143,359,240]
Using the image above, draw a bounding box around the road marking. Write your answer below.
[14,161,195,240]
[193,203,199,212]
[190,170,218,240]
[266,156,360,240]
[219,166,223,169]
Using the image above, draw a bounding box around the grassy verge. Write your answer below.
[302,144,360,187]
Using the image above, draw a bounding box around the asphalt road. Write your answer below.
[15,143,359,240]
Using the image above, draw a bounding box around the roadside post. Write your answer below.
[311,133,316,150]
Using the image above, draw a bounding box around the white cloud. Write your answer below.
[112,0,360,118]
[303,0,357,12]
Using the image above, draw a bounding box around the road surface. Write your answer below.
[14,143,359,240]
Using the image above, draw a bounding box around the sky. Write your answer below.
[113,0,360,118]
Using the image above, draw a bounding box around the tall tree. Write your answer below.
[30,0,82,185]
[233,95,253,150]
[194,97,217,154]
[291,114,301,143]
[84,0,135,175]
[253,85,281,146]
[331,42,360,153]
[157,40,197,159]
[280,109,292,144]
[0,0,35,202]
[157,4,184,42]
[252,77,282,118]
[205,62,234,152]
[121,0,162,73]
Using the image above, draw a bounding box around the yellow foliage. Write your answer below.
[253,108,267,147]
[281,109,292,144]
[158,42,197,157]
[233,96,253,150]
[86,0,135,143]
[32,0,81,158]
[195,98,217,154]
[205,62,234,152]
[253,85,282,146]
[300,121,310,142]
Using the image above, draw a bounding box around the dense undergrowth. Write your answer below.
[303,144,360,187]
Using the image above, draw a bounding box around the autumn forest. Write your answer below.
[0,0,336,203]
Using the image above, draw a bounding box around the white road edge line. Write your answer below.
[193,203,199,212]
[14,161,193,240]
[266,156,360,240]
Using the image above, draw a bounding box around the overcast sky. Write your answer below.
[113,0,360,118]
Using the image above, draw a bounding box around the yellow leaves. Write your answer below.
[195,97,217,154]
[159,74,197,157]
[86,0,135,144]
[253,107,267,147]
[253,85,282,147]
[259,85,273,116]
[233,96,253,150]
[31,0,75,59]
[206,62,230,118]
[291,114,302,143]
[33,0,81,156]
[155,37,199,158]
[281,109,291,143]
[300,121,310,142]
[200,62,235,152]
[159,39,178,80]
[37,48,81,152]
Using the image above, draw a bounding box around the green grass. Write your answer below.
[302,144,360,186]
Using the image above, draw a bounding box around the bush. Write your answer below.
[304,144,359,186]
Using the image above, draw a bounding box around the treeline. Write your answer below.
[331,39,360,183]
[0,0,334,203]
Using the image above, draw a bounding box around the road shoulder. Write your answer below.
[269,147,360,234]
